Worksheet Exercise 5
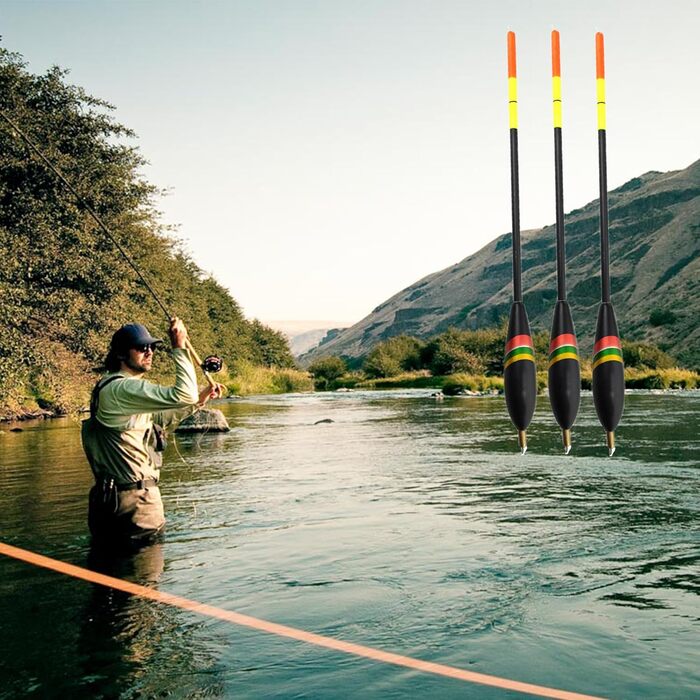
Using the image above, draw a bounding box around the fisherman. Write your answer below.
[81,317,223,546]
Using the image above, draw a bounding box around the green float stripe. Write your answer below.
[548,345,578,360]
[504,346,535,362]
[593,346,623,363]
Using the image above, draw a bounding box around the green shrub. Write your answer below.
[622,341,675,369]
[308,356,347,389]
[424,327,503,375]
[442,374,504,395]
[226,361,313,395]
[357,370,439,389]
[363,336,424,378]
[649,308,677,327]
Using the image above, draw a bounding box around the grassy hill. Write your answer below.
[303,159,700,369]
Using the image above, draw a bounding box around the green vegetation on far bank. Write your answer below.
[307,328,699,394]
[222,361,313,396]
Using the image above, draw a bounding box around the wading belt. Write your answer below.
[115,477,158,492]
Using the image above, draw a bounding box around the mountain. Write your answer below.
[289,328,340,356]
[264,321,352,357]
[302,159,700,369]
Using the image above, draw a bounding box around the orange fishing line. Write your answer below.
[0,541,606,700]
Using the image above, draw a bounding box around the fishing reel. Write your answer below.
[201,355,224,373]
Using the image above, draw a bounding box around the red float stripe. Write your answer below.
[505,334,534,353]
[549,333,577,353]
[596,33,605,79]
[594,335,621,354]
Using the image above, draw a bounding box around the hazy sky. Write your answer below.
[2,1,699,325]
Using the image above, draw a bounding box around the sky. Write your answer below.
[2,1,699,328]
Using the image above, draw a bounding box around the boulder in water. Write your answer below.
[175,408,230,433]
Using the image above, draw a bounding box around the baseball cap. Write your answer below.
[110,323,163,351]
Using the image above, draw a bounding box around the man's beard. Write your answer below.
[125,357,150,373]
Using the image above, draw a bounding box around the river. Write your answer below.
[0,390,698,699]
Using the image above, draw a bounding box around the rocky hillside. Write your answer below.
[303,159,700,369]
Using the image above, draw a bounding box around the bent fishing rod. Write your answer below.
[547,30,580,454]
[591,33,624,456]
[0,110,223,387]
[503,31,537,454]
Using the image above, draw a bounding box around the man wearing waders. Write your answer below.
[81,318,222,545]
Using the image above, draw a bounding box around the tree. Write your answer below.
[363,335,423,378]
[425,328,486,376]
[309,356,347,382]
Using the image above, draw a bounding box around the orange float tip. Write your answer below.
[551,30,561,77]
[508,31,517,78]
[596,32,605,79]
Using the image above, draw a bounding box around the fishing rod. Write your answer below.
[0,110,223,387]
[547,30,580,454]
[503,31,537,454]
[591,33,624,456]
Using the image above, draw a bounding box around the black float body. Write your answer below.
[547,300,580,431]
[504,301,537,431]
[592,302,625,433]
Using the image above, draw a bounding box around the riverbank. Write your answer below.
[328,367,700,394]
[1,362,314,423]
[4,367,698,423]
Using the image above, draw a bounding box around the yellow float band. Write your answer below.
[552,76,562,128]
[508,77,518,129]
[596,78,606,130]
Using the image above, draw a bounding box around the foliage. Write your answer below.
[355,370,438,389]
[0,47,296,417]
[621,340,675,369]
[619,368,698,390]
[422,328,486,375]
[424,326,505,375]
[649,308,677,327]
[225,360,313,396]
[308,356,347,390]
[442,374,504,395]
[363,335,424,378]
[248,320,296,368]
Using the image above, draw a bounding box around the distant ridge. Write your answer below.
[302,159,700,368]
[265,321,352,357]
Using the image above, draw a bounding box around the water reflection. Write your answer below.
[77,541,225,698]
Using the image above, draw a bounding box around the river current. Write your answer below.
[0,390,698,698]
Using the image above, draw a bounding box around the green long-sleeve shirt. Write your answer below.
[82,348,200,484]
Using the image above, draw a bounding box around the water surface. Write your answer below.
[1,391,698,698]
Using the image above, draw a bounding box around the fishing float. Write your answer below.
[547,30,580,454]
[504,31,537,454]
[591,32,624,456]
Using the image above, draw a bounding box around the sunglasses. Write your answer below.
[133,343,158,353]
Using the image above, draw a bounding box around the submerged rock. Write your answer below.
[175,408,230,433]
[314,418,334,425]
